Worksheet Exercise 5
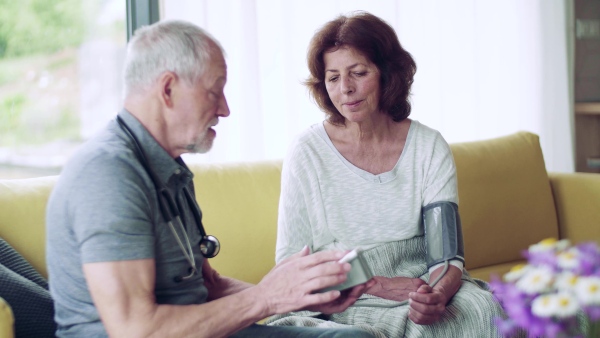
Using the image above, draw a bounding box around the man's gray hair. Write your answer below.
[123,20,224,97]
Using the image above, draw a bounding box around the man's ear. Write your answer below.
[159,72,177,108]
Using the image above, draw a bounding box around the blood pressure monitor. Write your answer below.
[320,249,374,292]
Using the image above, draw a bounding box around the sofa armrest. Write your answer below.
[0,296,14,338]
[548,172,600,245]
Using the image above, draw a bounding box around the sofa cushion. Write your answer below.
[549,172,600,244]
[0,265,56,338]
[450,132,559,271]
[0,238,55,338]
[0,238,48,289]
[0,296,14,338]
[0,176,57,279]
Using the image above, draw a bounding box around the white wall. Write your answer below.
[162,0,574,172]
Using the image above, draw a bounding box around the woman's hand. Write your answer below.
[407,284,447,324]
[408,265,462,325]
[364,276,426,302]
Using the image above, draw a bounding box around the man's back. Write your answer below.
[46,111,209,337]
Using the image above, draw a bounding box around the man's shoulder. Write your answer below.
[52,126,150,205]
[65,128,139,178]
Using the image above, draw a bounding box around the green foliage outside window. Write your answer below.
[0,0,87,148]
[0,0,125,151]
[0,0,84,59]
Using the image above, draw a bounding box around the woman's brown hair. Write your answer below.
[305,11,416,125]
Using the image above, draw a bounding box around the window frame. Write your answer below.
[126,0,160,41]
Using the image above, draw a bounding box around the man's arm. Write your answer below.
[84,247,353,338]
[202,259,253,301]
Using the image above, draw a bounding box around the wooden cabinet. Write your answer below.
[574,0,600,173]
[574,103,600,173]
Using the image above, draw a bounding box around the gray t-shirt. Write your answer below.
[46,109,209,337]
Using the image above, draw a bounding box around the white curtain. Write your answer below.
[161,0,574,172]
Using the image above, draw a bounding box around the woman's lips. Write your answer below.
[344,100,363,109]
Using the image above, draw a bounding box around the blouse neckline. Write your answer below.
[314,119,416,184]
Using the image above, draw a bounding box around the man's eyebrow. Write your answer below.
[215,76,227,86]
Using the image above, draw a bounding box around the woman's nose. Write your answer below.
[340,76,354,95]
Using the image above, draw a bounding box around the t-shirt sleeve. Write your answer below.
[275,139,315,263]
[421,131,463,270]
[69,154,156,264]
[422,132,459,206]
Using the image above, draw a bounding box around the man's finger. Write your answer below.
[300,250,348,268]
[279,245,310,264]
[302,290,342,308]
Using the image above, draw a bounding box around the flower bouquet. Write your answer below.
[491,238,600,337]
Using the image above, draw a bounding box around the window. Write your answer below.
[0,0,126,179]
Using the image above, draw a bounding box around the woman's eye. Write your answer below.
[354,72,366,77]
[328,76,338,82]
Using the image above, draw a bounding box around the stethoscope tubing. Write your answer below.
[116,115,220,267]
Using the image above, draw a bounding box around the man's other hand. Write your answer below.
[255,246,370,315]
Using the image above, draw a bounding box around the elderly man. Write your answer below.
[46,20,375,338]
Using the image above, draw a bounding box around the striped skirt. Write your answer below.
[267,237,505,338]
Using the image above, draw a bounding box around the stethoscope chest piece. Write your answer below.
[200,235,220,258]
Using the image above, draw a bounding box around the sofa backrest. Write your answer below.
[449,131,559,270]
[0,132,561,284]
[189,160,282,284]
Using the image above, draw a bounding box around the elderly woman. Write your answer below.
[268,11,504,338]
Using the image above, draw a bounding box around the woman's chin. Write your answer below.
[341,111,379,124]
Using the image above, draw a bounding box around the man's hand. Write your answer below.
[306,279,376,314]
[254,246,360,316]
[365,276,426,302]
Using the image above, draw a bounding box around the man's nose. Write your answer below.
[218,94,230,117]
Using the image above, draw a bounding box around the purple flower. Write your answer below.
[585,305,600,321]
[497,239,600,337]
[576,242,600,276]
[523,249,558,271]
[494,317,518,337]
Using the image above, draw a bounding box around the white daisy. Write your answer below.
[575,276,600,305]
[553,292,580,318]
[529,238,571,253]
[516,266,554,294]
[532,292,580,319]
[555,239,572,251]
[557,248,580,270]
[504,264,531,283]
[531,294,556,318]
[554,271,579,292]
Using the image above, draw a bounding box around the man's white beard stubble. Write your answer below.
[186,130,214,154]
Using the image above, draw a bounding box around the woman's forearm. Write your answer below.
[365,276,426,302]
[429,264,462,304]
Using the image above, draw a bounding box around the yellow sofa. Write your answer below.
[1,131,599,336]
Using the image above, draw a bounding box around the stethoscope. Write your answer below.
[116,116,220,283]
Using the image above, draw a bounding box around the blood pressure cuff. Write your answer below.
[422,201,465,269]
